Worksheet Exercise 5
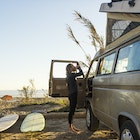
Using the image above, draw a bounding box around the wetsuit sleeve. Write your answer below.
[74,67,83,77]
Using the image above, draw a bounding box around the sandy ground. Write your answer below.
[0,98,119,140]
[0,116,119,140]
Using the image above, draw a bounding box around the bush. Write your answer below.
[18,79,36,102]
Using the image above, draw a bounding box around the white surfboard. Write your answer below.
[0,114,19,132]
[20,112,45,132]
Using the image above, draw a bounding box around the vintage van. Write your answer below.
[49,0,140,139]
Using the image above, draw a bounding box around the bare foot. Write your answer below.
[72,125,81,131]
[69,127,80,134]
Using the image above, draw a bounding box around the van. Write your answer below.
[49,0,140,139]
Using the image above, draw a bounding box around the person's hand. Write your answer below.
[76,65,80,69]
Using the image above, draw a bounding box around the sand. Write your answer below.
[0,98,119,140]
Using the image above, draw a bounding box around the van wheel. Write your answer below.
[86,103,99,131]
[120,120,139,140]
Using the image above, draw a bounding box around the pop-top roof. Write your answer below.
[100,0,140,13]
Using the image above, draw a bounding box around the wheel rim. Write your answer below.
[121,129,134,140]
[86,108,90,127]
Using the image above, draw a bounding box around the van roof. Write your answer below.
[95,0,140,59]
[100,0,140,13]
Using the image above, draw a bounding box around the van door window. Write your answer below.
[53,63,67,78]
[115,40,140,73]
[87,60,98,78]
[98,53,115,75]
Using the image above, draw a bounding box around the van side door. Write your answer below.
[92,53,116,126]
[49,60,86,108]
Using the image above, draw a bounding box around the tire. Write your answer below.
[86,103,99,131]
[120,120,139,140]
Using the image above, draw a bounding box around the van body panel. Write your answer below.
[92,75,113,127]
[50,77,67,97]
[109,72,140,124]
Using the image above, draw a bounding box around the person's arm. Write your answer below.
[75,65,83,77]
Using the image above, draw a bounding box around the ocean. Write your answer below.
[0,90,47,98]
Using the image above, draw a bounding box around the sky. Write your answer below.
[0,0,110,90]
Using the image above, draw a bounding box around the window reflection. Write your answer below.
[115,40,140,73]
[98,53,115,75]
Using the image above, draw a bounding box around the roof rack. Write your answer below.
[100,0,140,13]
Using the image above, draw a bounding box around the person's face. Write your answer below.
[70,64,76,71]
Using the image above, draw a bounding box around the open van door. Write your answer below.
[49,60,86,108]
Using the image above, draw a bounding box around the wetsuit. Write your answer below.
[66,67,83,125]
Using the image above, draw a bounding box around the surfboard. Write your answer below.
[20,112,45,132]
[0,114,19,132]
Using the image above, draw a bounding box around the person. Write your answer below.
[66,63,83,134]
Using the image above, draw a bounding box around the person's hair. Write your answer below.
[66,64,72,75]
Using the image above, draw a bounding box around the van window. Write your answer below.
[53,63,67,78]
[52,62,83,78]
[115,40,140,73]
[107,17,140,45]
[98,53,115,75]
[88,60,98,78]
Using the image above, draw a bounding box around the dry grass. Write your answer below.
[0,97,69,116]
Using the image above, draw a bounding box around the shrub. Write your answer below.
[18,79,36,102]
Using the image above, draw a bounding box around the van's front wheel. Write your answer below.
[120,120,139,140]
[86,103,99,131]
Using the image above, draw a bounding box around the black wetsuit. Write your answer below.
[66,67,83,124]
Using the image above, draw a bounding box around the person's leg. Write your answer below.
[70,94,81,131]
[68,94,80,133]
[68,94,75,125]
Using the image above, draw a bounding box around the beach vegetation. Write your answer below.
[67,11,105,68]
[17,97,69,112]
[18,79,36,102]
[42,89,49,100]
